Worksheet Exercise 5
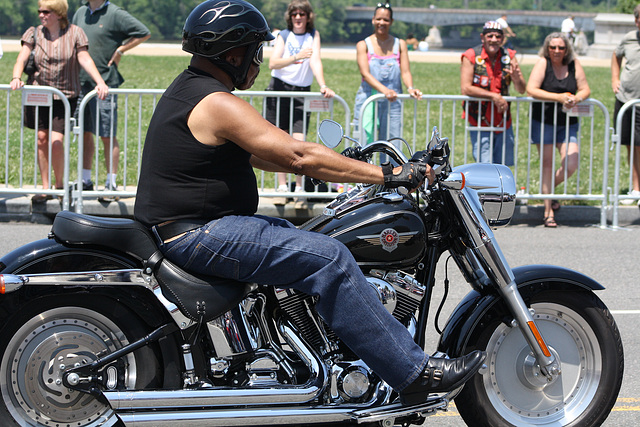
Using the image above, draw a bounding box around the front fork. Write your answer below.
[449,187,561,381]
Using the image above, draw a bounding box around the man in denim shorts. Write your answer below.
[72,0,150,199]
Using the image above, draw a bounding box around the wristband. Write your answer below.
[12,77,20,81]
[116,49,124,56]
[408,86,414,90]
[320,84,328,89]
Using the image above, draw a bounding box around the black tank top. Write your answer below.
[135,67,258,227]
[531,59,578,125]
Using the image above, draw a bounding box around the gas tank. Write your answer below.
[301,186,426,268]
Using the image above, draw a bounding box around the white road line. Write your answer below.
[611,310,640,315]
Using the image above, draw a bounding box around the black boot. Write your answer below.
[400,350,486,405]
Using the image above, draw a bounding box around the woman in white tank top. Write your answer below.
[266,0,334,201]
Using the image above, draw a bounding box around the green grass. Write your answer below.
[0,53,627,200]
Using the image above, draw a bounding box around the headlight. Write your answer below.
[453,164,517,227]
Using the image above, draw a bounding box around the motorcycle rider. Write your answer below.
[134,0,485,405]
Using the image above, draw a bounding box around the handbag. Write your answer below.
[23,27,37,79]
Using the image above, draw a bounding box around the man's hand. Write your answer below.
[383,162,428,189]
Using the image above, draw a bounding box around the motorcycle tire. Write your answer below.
[0,295,162,427]
[456,289,623,426]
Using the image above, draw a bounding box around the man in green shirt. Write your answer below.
[72,0,150,200]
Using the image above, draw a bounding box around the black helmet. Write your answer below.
[182,0,275,87]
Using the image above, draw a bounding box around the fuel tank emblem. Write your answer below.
[358,229,418,253]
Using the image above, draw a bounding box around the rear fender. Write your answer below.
[0,239,170,332]
[437,264,604,356]
[0,238,139,274]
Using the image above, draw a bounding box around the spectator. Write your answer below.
[496,14,516,48]
[561,15,576,43]
[265,0,334,204]
[405,33,418,51]
[526,32,590,227]
[460,21,526,166]
[611,4,640,206]
[10,0,108,203]
[135,0,485,406]
[353,2,422,151]
[72,0,150,201]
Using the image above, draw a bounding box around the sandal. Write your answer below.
[31,194,52,203]
[551,200,561,211]
[544,216,557,228]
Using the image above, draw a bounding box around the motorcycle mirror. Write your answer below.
[428,126,441,151]
[318,120,344,149]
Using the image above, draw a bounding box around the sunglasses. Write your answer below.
[376,2,391,8]
[252,43,264,66]
[549,45,567,51]
[291,11,307,18]
[38,9,51,15]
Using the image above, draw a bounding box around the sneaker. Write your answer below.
[272,184,288,206]
[621,190,640,205]
[98,182,120,202]
[69,180,94,194]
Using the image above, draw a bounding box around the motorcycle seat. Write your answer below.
[52,211,255,321]
[52,211,159,261]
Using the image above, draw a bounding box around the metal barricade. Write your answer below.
[0,84,73,210]
[357,93,611,227]
[611,99,640,228]
[74,88,165,213]
[73,89,351,212]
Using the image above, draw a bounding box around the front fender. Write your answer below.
[437,264,604,356]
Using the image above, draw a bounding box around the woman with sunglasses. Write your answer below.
[526,32,590,228]
[10,0,108,203]
[353,2,422,147]
[266,0,334,203]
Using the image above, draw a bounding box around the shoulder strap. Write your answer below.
[392,37,400,55]
[364,36,373,53]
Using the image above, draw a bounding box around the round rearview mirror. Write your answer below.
[318,120,344,148]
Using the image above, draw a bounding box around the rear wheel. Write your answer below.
[0,297,161,426]
[457,290,623,426]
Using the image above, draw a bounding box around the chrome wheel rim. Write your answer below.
[1,307,136,426]
[483,302,601,425]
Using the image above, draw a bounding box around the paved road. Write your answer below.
[0,221,637,426]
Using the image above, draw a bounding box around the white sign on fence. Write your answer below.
[22,91,52,107]
[305,98,332,112]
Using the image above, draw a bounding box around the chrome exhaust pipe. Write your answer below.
[116,398,451,426]
[104,320,328,411]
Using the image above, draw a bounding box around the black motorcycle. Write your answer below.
[0,121,623,426]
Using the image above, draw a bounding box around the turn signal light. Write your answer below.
[527,321,552,357]
[0,275,5,294]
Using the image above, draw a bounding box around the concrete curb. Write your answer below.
[0,196,638,228]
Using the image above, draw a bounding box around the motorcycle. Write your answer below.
[0,120,623,426]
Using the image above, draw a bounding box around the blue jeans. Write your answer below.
[530,120,579,145]
[161,214,428,391]
[470,127,515,166]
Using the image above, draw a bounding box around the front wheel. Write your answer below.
[457,290,623,426]
[0,296,162,426]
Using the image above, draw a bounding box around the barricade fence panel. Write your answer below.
[611,99,640,228]
[0,84,73,210]
[74,89,352,212]
[357,94,611,227]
